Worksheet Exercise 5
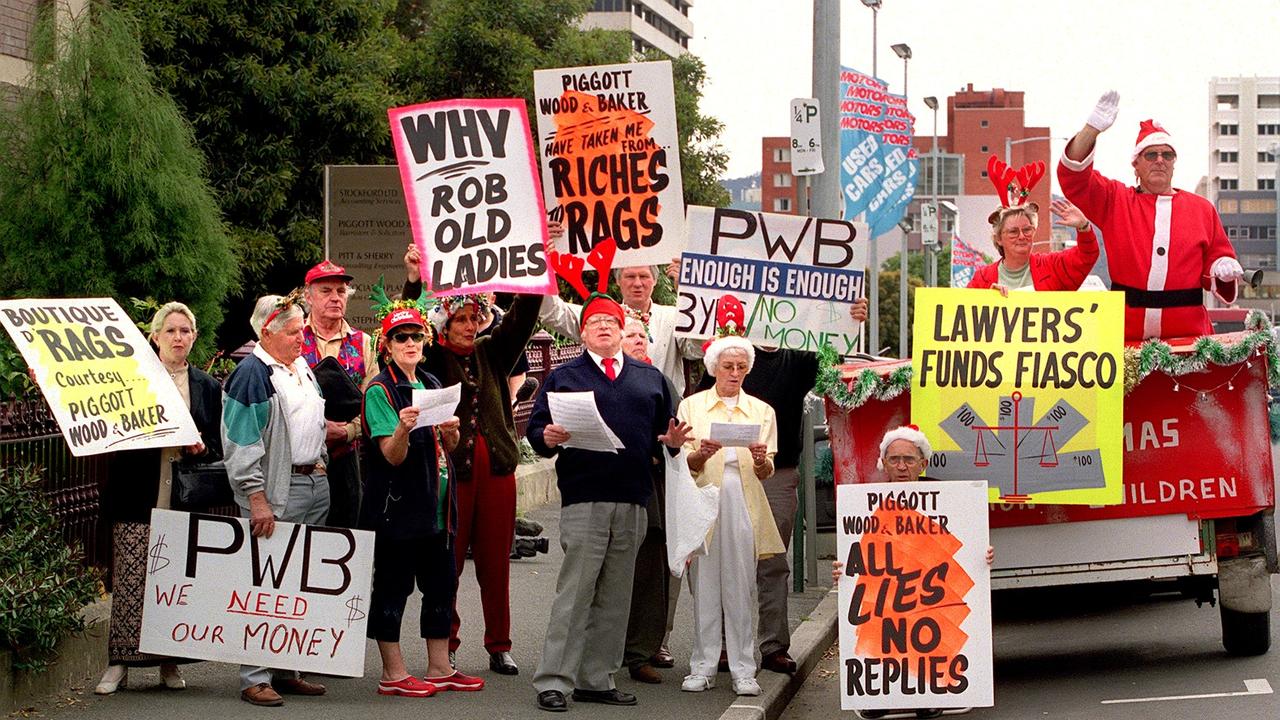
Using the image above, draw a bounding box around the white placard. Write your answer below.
[789,97,824,176]
[0,298,200,456]
[675,206,867,353]
[837,481,993,711]
[388,99,556,297]
[533,60,685,266]
[139,510,375,677]
[412,383,461,429]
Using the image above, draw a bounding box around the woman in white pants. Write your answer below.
[675,296,784,697]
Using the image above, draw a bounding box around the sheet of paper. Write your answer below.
[412,383,462,429]
[548,391,623,453]
[710,422,761,448]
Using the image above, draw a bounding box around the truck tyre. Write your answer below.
[1218,555,1273,656]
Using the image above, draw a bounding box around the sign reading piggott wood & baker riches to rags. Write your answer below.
[388,98,556,297]
[0,298,200,456]
[837,481,993,712]
[911,288,1125,505]
[674,206,866,352]
[533,60,685,266]
[139,510,375,676]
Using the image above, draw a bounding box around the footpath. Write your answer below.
[13,460,836,720]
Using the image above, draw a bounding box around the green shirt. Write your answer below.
[998,261,1033,290]
[366,381,449,531]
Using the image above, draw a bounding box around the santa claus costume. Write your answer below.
[1057,119,1239,341]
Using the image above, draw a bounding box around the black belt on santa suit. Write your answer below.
[1110,283,1203,309]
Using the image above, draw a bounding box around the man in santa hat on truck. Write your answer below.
[1058,90,1243,341]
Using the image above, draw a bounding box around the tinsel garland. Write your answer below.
[814,310,1280,410]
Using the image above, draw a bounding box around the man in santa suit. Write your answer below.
[1058,90,1243,341]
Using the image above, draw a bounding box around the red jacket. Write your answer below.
[966,227,1100,291]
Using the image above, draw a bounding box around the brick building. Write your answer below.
[761,136,802,215]
[1,0,86,96]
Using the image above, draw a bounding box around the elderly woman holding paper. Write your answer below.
[675,295,783,698]
[361,286,478,697]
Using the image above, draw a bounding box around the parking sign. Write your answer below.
[790,98,823,176]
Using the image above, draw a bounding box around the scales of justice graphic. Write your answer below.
[933,391,1104,502]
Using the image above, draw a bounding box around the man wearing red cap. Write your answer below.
[1059,91,1242,341]
[526,293,692,712]
[301,260,377,528]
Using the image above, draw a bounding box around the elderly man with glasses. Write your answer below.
[1059,90,1243,340]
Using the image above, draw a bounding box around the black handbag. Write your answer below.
[312,356,364,423]
[170,459,232,511]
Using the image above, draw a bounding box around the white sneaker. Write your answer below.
[732,677,761,696]
[681,674,715,692]
[159,665,185,690]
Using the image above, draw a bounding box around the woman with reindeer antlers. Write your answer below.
[966,157,1099,293]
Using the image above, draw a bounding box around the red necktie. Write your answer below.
[603,357,617,381]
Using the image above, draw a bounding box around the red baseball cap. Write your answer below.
[304,260,354,285]
[381,307,426,336]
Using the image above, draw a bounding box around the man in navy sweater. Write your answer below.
[526,293,691,712]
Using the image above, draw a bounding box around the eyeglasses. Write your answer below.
[1141,150,1177,162]
[390,332,426,344]
[1002,226,1035,238]
[584,316,620,328]
[885,455,924,467]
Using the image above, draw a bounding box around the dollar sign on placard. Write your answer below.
[345,595,366,626]
[148,534,170,574]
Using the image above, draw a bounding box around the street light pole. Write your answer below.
[811,0,840,223]
[924,95,939,288]
[892,42,910,358]
[860,0,881,354]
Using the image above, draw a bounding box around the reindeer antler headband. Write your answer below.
[986,156,1046,225]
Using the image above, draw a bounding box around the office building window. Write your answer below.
[772,148,791,163]
[1217,94,1239,110]
[1259,151,1276,163]
[1219,198,1239,213]
[1260,94,1280,109]
[1260,124,1280,136]
[1220,178,1239,190]
[1219,151,1238,163]
[1260,178,1276,191]
[1242,198,1278,213]
[980,145,988,153]
[1220,124,1239,135]
[980,120,988,128]
[773,197,791,212]
[773,173,792,187]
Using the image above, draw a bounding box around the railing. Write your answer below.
[515,331,583,436]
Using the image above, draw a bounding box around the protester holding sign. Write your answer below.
[361,287,482,697]
[402,274,542,675]
[676,296,782,698]
[222,292,330,707]
[95,302,222,696]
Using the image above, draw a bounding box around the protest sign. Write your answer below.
[388,99,555,297]
[0,298,199,456]
[674,206,866,354]
[911,288,1125,505]
[533,60,685,266]
[139,509,375,676]
[839,67,888,222]
[837,481,993,712]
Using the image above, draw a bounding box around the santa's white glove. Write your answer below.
[1211,256,1244,282]
[1086,90,1120,132]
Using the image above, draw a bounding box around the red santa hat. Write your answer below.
[579,292,625,330]
[876,424,932,470]
[1132,119,1175,161]
[702,295,755,374]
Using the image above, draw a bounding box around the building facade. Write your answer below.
[1,0,86,98]
[761,136,801,215]
[582,0,692,57]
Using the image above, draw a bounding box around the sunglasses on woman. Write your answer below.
[390,332,426,344]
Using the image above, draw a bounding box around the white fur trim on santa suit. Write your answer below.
[1059,147,1095,173]
[1142,196,1174,338]
[876,425,932,470]
[703,335,755,375]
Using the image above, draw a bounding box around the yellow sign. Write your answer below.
[910,289,1125,505]
[0,298,200,456]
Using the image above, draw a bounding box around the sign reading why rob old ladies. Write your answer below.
[139,510,375,676]
[0,298,200,456]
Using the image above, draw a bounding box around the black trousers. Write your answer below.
[368,532,456,642]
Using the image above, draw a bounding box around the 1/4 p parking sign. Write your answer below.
[790,98,823,176]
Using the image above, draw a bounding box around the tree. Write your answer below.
[662,52,731,210]
[882,246,953,287]
[117,0,403,347]
[0,2,235,357]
